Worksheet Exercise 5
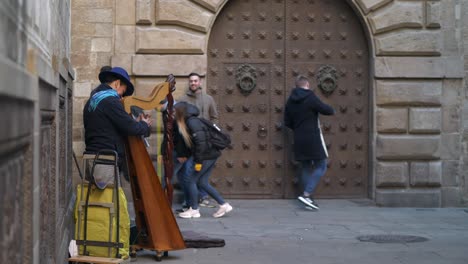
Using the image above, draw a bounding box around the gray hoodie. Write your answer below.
[178,87,219,123]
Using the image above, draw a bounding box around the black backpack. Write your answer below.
[199,118,231,150]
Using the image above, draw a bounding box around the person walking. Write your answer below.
[174,102,232,218]
[178,72,219,207]
[284,75,335,210]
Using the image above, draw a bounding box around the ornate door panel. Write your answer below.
[208,0,369,198]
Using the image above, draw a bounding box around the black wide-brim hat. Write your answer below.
[99,67,134,97]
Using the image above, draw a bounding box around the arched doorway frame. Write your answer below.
[203,0,377,199]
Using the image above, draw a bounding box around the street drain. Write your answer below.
[356,235,428,243]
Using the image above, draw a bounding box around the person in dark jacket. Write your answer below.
[174,102,233,218]
[83,67,152,176]
[179,72,219,207]
[284,75,335,210]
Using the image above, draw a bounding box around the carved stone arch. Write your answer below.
[204,0,377,58]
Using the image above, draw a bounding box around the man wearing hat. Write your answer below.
[83,67,152,183]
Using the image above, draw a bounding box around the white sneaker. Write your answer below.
[213,203,233,218]
[298,196,319,209]
[178,207,200,218]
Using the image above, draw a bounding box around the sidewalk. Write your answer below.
[132,199,468,264]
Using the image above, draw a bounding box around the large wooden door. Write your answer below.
[207,0,369,198]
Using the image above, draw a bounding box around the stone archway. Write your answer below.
[206,0,370,198]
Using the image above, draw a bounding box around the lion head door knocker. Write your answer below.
[236,64,257,95]
[316,65,338,95]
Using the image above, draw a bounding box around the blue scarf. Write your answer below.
[88,89,119,112]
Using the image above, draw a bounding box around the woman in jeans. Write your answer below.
[174,102,233,218]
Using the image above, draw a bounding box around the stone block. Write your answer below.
[375,57,464,78]
[376,107,408,133]
[132,54,207,76]
[441,187,462,207]
[440,133,460,160]
[73,82,92,97]
[135,77,190,99]
[95,53,112,70]
[376,135,440,160]
[136,27,205,54]
[375,32,441,56]
[375,189,441,207]
[72,0,113,8]
[409,107,441,133]
[111,54,133,72]
[115,26,135,53]
[116,0,136,25]
[441,79,462,106]
[135,78,168,96]
[375,162,408,187]
[91,38,112,52]
[376,80,442,106]
[94,23,113,37]
[355,0,392,14]
[156,0,214,32]
[71,54,90,68]
[368,2,423,34]
[410,161,442,187]
[73,112,84,128]
[85,9,113,23]
[192,0,224,12]
[72,98,86,116]
[426,1,441,28]
[73,127,84,141]
[136,0,154,25]
[442,160,459,187]
[71,37,91,53]
[71,22,96,36]
[463,105,468,130]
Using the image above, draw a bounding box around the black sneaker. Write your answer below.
[298,196,319,210]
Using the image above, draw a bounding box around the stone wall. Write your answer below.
[461,0,468,205]
[71,0,467,207]
[0,1,75,264]
[357,0,465,207]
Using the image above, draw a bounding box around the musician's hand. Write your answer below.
[194,163,202,172]
[140,113,152,127]
[177,157,187,163]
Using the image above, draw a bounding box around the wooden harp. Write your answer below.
[122,75,185,257]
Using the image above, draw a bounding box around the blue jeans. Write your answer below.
[185,159,225,210]
[162,152,194,205]
[301,159,327,195]
[175,157,209,205]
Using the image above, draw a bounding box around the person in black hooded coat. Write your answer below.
[284,75,334,210]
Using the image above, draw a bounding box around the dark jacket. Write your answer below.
[284,87,335,160]
[160,108,192,158]
[83,84,150,159]
[179,102,221,163]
